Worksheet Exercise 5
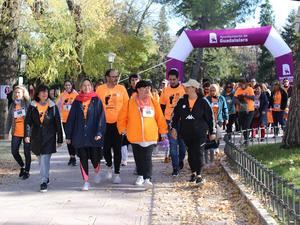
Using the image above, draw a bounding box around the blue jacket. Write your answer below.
[221,90,236,115]
[65,97,106,149]
[206,95,229,123]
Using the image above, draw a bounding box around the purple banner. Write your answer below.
[166,58,184,82]
[275,53,294,83]
[185,26,272,48]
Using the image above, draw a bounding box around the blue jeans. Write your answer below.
[167,121,186,170]
[39,154,52,184]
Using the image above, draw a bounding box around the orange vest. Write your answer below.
[13,104,26,137]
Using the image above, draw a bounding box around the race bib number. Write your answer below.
[212,102,218,108]
[274,104,280,109]
[14,108,26,118]
[142,107,154,118]
[254,100,260,108]
[63,104,72,111]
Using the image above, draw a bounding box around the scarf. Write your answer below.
[76,91,97,102]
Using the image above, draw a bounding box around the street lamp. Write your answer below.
[107,52,116,69]
[19,54,27,85]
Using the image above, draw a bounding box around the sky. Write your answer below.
[168,0,300,35]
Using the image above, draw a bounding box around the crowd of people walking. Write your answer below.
[5,69,292,192]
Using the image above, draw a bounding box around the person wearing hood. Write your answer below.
[25,84,63,192]
[65,79,106,191]
[56,80,78,166]
[6,85,31,180]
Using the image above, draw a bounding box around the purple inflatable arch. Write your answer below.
[166,25,294,82]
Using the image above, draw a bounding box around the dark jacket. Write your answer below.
[171,94,215,144]
[221,90,236,115]
[65,96,106,149]
[25,100,63,156]
[6,99,30,135]
[269,88,288,110]
[254,92,269,125]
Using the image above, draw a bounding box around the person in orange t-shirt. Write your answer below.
[160,69,186,176]
[6,85,31,180]
[56,80,78,166]
[234,79,255,145]
[96,69,129,184]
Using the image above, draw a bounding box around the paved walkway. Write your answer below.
[0,145,152,225]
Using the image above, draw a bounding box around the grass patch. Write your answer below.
[247,144,300,188]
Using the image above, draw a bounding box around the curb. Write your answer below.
[220,156,279,225]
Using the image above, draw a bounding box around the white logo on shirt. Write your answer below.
[186,115,195,120]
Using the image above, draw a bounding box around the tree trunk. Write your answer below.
[135,0,153,36]
[191,48,204,83]
[66,0,85,85]
[0,0,21,139]
[282,63,300,148]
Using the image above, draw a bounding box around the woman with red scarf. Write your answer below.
[65,79,106,191]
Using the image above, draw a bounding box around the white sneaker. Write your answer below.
[82,182,89,191]
[112,174,121,184]
[143,179,153,189]
[106,167,113,180]
[94,171,102,184]
[135,176,144,186]
[121,160,127,166]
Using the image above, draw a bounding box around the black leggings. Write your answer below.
[272,111,286,135]
[11,136,31,172]
[226,114,237,133]
[184,138,204,175]
[103,123,122,174]
[77,147,101,181]
[63,123,76,157]
[238,111,254,141]
[132,144,154,179]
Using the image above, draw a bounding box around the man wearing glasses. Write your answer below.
[96,69,129,184]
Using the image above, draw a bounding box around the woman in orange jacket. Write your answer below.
[118,80,168,188]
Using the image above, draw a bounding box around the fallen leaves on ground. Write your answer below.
[151,154,262,225]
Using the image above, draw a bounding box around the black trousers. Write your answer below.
[63,123,76,157]
[132,144,154,179]
[226,114,237,134]
[238,111,254,141]
[103,123,122,174]
[77,147,101,181]
[184,138,204,175]
[11,136,31,172]
[272,111,286,135]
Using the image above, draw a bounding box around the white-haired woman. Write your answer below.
[205,84,228,164]
[6,85,31,179]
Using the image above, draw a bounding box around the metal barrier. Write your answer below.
[224,126,300,225]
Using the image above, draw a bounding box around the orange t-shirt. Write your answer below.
[188,99,196,111]
[57,91,78,123]
[211,97,219,122]
[13,104,26,137]
[160,85,185,120]
[82,100,91,119]
[96,84,129,124]
[234,87,255,112]
[273,91,282,111]
[37,102,49,123]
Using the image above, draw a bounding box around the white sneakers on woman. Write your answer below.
[82,181,90,191]
[135,176,153,188]
[135,176,144,186]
